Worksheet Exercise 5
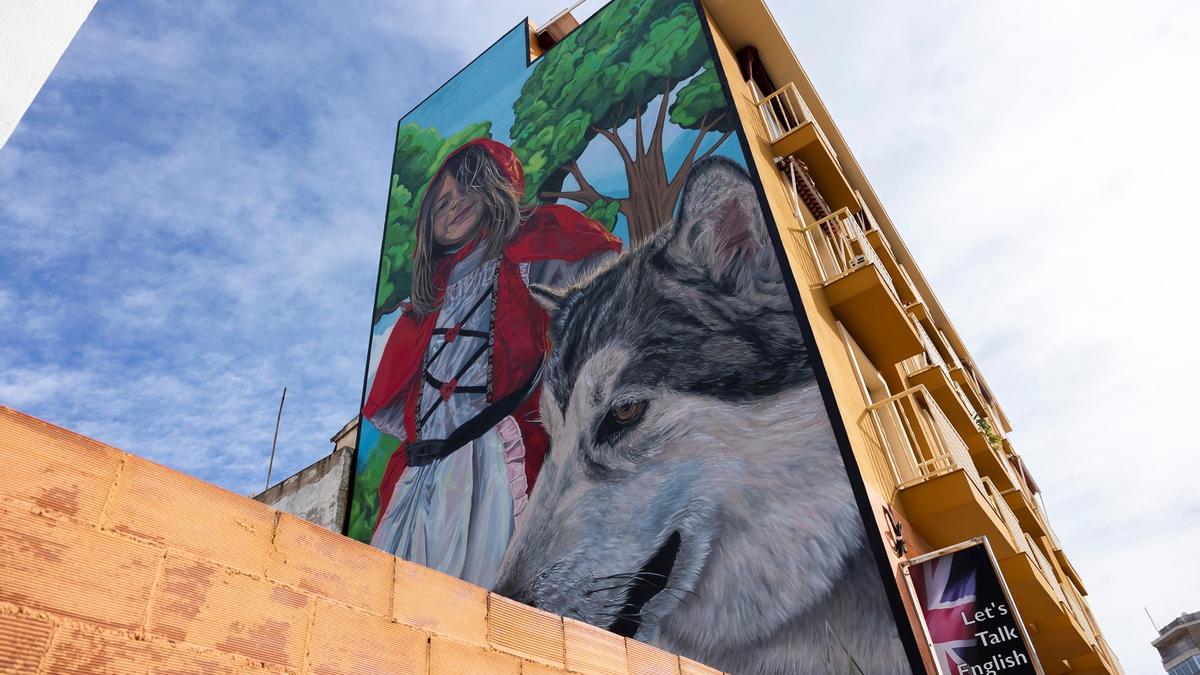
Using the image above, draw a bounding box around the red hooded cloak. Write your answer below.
[363,138,621,533]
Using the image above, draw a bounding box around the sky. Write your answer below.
[0,0,1196,672]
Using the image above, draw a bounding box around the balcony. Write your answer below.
[863,385,1022,558]
[950,363,1006,434]
[987,518,1104,670]
[1052,543,1090,599]
[902,323,971,432]
[1001,453,1055,542]
[996,529,1065,624]
[1020,545,1106,672]
[902,321,973,428]
[859,207,924,308]
[897,324,1027,498]
[863,386,1112,667]
[789,208,921,367]
[756,82,856,211]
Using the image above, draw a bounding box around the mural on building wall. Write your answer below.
[350,0,913,671]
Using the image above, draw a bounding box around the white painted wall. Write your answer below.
[0,0,98,150]
[257,447,353,532]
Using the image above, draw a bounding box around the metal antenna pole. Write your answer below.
[264,387,287,492]
[1145,607,1159,633]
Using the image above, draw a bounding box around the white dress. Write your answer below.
[370,245,613,588]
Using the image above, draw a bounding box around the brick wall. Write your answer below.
[0,407,723,675]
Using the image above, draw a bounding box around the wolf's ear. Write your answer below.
[529,283,570,314]
[671,157,776,282]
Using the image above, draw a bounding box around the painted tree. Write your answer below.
[510,0,734,243]
[374,121,491,323]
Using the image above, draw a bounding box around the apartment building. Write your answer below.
[700,1,1121,672]
[1153,612,1200,674]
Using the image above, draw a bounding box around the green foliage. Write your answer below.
[976,415,1003,451]
[581,198,621,231]
[509,0,721,201]
[375,121,492,322]
[346,433,401,542]
[669,62,731,130]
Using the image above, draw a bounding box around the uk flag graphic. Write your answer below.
[911,544,1038,675]
[913,550,979,672]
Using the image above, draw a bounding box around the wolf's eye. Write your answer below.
[594,400,648,447]
[612,400,645,423]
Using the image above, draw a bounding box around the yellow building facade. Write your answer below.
[698,1,1121,673]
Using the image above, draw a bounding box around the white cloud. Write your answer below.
[0,0,1193,670]
[773,0,1200,670]
[0,0,609,496]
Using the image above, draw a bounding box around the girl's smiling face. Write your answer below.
[429,175,484,246]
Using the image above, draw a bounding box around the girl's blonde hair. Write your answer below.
[410,144,528,315]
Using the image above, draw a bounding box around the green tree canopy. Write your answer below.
[374,121,491,322]
[511,0,734,243]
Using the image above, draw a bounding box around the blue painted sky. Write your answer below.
[2,1,1199,671]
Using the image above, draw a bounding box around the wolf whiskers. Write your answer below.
[586,571,700,603]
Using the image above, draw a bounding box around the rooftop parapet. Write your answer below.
[0,406,723,674]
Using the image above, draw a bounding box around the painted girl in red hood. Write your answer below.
[363,138,620,587]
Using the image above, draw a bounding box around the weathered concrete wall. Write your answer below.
[254,443,352,532]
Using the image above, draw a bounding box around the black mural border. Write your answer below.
[691,1,927,670]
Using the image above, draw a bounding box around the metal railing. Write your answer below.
[1007,452,1042,509]
[1096,634,1122,671]
[1025,533,1065,605]
[937,329,964,371]
[982,477,1027,555]
[902,319,948,376]
[854,191,882,231]
[866,385,979,490]
[952,382,979,420]
[1061,576,1097,645]
[756,81,818,143]
[789,208,900,300]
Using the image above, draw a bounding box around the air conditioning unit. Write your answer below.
[848,254,869,269]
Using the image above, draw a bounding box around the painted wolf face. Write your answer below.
[494,158,903,673]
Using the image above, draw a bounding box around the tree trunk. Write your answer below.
[603,84,734,244]
[551,82,735,245]
[624,151,676,243]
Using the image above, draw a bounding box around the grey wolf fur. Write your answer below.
[493,157,910,674]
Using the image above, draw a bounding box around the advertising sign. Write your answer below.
[907,539,1042,675]
[348,0,918,671]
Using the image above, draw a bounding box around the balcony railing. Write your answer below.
[866,385,979,490]
[902,319,947,376]
[982,477,1026,555]
[937,329,965,371]
[855,190,882,230]
[756,81,819,143]
[1062,578,1097,645]
[791,208,900,299]
[1025,532,1065,605]
[1097,634,1121,671]
[952,381,979,419]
